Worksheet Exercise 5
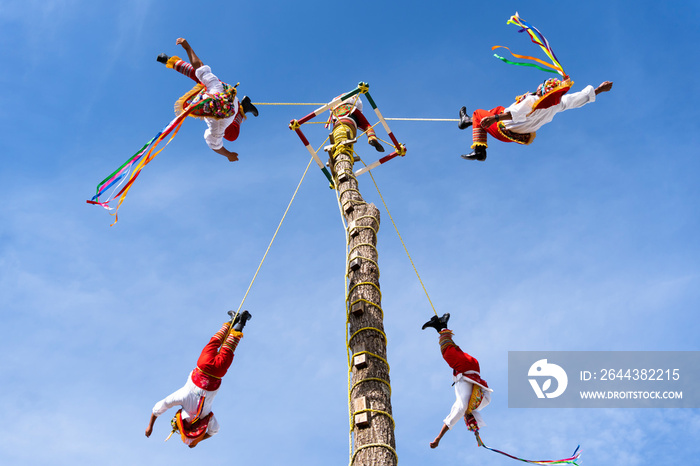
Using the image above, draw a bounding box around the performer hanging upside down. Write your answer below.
[145,310,252,447]
[328,94,385,152]
[457,78,613,161]
[156,38,259,162]
[422,312,492,449]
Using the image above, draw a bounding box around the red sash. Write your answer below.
[191,367,222,391]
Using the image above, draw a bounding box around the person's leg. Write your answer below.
[202,310,252,376]
[213,330,242,373]
[470,108,501,149]
[462,107,507,161]
[224,114,243,142]
[177,38,203,70]
[169,57,199,82]
[439,329,480,374]
[351,109,384,152]
[157,53,200,82]
[240,96,259,117]
[196,321,231,370]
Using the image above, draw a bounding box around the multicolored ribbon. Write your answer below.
[87,95,210,225]
[475,431,581,465]
[492,12,566,78]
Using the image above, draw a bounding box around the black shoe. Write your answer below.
[421,313,450,331]
[233,310,252,331]
[460,146,487,161]
[156,53,170,65]
[240,96,259,117]
[458,106,472,130]
[369,138,385,152]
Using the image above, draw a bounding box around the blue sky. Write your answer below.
[1,0,699,464]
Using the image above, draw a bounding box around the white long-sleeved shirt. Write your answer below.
[152,371,220,436]
[503,85,597,134]
[195,65,238,151]
[443,373,492,430]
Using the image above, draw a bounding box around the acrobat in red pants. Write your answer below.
[145,310,252,447]
[422,313,492,449]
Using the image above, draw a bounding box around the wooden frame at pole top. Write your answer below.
[289,82,407,186]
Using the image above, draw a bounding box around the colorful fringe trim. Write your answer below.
[438,329,457,355]
[492,13,566,78]
[474,431,581,465]
[223,330,243,352]
[166,55,198,82]
[496,122,536,145]
[86,96,210,225]
[175,83,207,120]
[213,322,231,342]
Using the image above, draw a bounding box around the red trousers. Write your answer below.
[196,336,235,379]
[442,342,481,375]
[439,329,481,375]
[471,106,513,148]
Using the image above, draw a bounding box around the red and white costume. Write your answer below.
[165,56,244,150]
[471,84,597,149]
[439,329,492,431]
[195,66,241,151]
[152,322,242,446]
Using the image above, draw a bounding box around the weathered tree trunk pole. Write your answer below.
[329,117,397,466]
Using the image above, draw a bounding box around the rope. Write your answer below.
[351,352,391,374]
[230,156,313,319]
[348,255,380,278]
[385,117,459,122]
[348,281,382,301]
[351,443,399,466]
[348,298,383,317]
[252,102,326,106]
[349,326,387,345]
[252,102,458,121]
[362,161,439,317]
[350,377,392,396]
[352,408,396,430]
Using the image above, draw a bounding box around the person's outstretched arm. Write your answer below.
[430,423,449,448]
[595,81,613,95]
[145,413,158,437]
[213,146,239,161]
[176,38,203,70]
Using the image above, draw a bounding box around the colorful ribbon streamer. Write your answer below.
[87,95,210,225]
[492,12,566,78]
[475,431,581,465]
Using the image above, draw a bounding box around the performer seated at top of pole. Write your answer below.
[457,78,613,161]
[156,38,259,162]
[328,94,385,153]
[144,310,252,448]
[421,312,493,449]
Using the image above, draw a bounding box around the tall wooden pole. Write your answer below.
[330,117,397,466]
